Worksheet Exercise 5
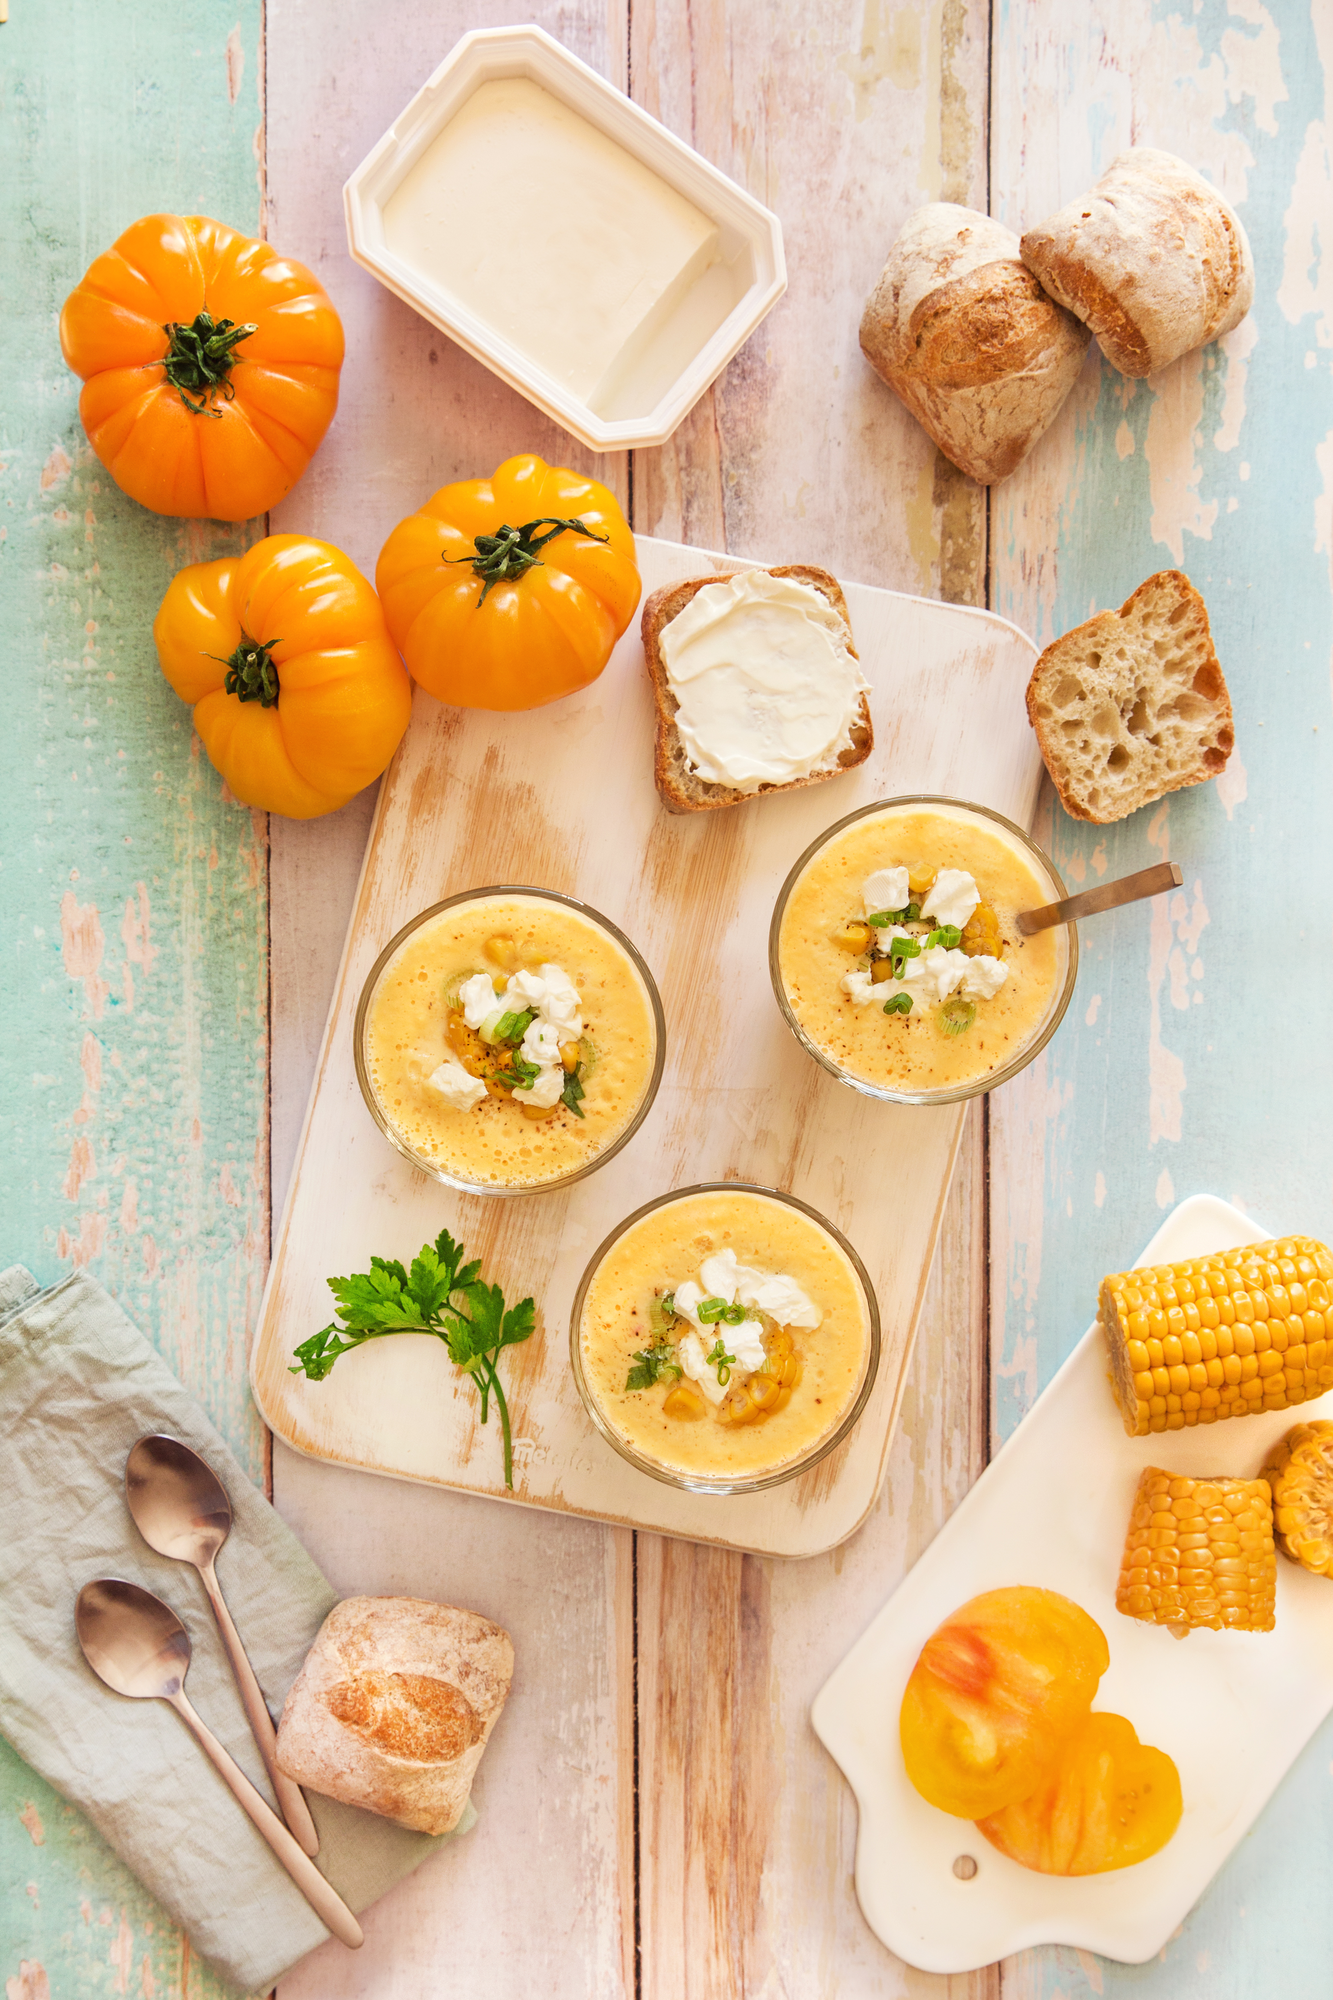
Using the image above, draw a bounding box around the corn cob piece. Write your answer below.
[1115,1467,1276,1634]
[1099,1236,1333,1436]
[1262,1419,1333,1576]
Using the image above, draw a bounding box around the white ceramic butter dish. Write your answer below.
[343,25,786,453]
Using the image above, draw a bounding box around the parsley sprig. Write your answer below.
[289,1229,535,1488]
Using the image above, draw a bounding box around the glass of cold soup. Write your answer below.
[571,1182,880,1494]
[355,887,665,1195]
[770,796,1078,1104]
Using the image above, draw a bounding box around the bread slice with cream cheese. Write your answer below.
[642,563,872,815]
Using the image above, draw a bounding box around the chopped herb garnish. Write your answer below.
[491,1008,535,1046]
[289,1229,535,1488]
[649,1291,678,1339]
[625,1341,683,1392]
[867,902,920,927]
[923,925,962,951]
[888,934,922,975]
[938,996,977,1037]
[493,1052,542,1090]
[696,1296,750,1325]
[705,1337,737,1386]
[560,1065,586,1119]
[883,993,913,1015]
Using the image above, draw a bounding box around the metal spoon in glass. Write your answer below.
[1017,860,1183,934]
[75,1579,362,1950]
[124,1434,320,1857]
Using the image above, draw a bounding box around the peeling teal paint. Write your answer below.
[1,4,267,1996]
[992,2,1333,1995]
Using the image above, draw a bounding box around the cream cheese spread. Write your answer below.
[862,867,909,916]
[454,961,583,1111]
[670,1250,822,1402]
[381,78,720,414]
[659,569,870,792]
[921,868,982,929]
[425,1058,488,1111]
[840,864,1009,1015]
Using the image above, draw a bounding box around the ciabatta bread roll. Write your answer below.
[859,203,1091,485]
[275,1596,513,1835]
[1020,149,1254,377]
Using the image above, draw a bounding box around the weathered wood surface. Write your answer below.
[3,3,1331,1999]
[988,7,1333,1998]
[0,6,270,1998]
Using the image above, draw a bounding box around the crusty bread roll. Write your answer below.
[1020,149,1254,377]
[642,564,872,814]
[275,1596,513,1835]
[859,203,1091,485]
[1025,570,1233,824]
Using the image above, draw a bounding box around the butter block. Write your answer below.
[382,78,720,411]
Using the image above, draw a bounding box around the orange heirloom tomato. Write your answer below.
[60,213,343,521]
[977,1712,1182,1875]
[899,1586,1110,1819]
[375,453,640,711]
[154,535,411,820]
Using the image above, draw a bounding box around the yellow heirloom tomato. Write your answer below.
[900,1586,1110,1820]
[375,453,640,711]
[977,1712,1182,1876]
[60,213,343,522]
[154,535,412,820]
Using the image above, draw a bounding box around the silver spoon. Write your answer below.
[75,1579,362,1950]
[124,1435,320,1857]
[1017,860,1182,934]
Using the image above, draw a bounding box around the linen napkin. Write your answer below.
[0,1265,476,1995]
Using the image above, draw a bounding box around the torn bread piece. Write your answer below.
[1025,570,1233,824]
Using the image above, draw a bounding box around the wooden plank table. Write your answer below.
[2,3,1330,1998]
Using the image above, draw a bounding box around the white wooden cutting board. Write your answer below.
[249,535,1042,1556]
[811,1196,1333,1969]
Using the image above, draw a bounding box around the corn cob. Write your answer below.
[1262,1419,1333,1576]
[1099,1236,1333,1437]
[1116,1467,1276,1634]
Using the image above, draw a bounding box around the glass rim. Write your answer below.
[767,792,1079,1106]
[352,884,667,1198]
[568,1179,882,1496]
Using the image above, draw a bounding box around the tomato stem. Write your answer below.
[447,516,608,605]
[160,310,258,417]
[223,634,280,708]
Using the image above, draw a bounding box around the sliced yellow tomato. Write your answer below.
[977,1712,1182,1875]
[899,1586,1109,1819]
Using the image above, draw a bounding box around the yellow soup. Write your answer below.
[363,895,659,1189]
[578,1188,873,1482]
[778,804,1066,1096]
